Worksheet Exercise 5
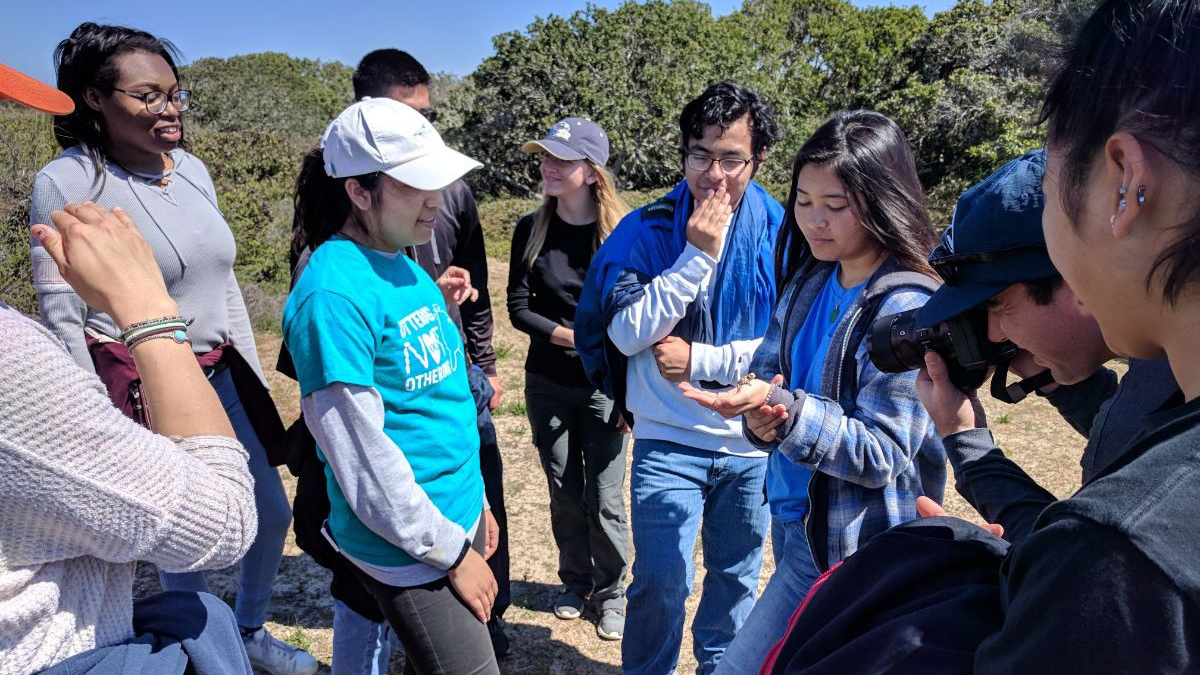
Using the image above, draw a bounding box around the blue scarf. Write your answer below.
[610,180,782,345]
[575,180,782,398]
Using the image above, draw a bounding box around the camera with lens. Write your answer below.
[867,306,1017,392]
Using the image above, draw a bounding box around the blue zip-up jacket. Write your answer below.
[747,256,946,570]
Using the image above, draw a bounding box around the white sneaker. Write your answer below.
[242,627,319,675]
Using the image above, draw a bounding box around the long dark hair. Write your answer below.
[290,148,383,269]
[775,110,937,283]
[1041,0,1200,305]
[52,22,184,180]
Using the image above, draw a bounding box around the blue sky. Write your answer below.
[2,0,959,86]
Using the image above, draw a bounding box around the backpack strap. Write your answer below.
[642,195,677,222]
[838,271,940,409]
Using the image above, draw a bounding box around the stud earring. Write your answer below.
[1118,186,1129,210]
[1137,185,1147,205]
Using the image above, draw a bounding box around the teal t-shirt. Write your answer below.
[767,266,866,522]
[282,236,482,568]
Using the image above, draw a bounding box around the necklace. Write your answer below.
[829,271,861,323]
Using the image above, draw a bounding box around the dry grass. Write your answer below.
[137,257,1095,674]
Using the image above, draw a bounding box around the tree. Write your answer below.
[181,53,353,138]
[0,104,60,313]
[880,0,1051,221]
[451,1,735,195]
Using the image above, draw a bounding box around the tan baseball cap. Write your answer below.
[0,63,73,115]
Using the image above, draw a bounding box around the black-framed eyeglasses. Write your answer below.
[929,240,1048,285]
[416,108,438,124]
[683,153,753,176]
[112,88,191,114]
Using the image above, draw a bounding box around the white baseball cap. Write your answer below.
[320,97,482,191]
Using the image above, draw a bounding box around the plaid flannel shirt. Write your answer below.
[747,260,946,569]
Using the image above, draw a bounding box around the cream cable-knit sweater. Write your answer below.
[0,304,258,675]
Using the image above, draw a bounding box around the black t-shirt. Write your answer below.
[506,211,597,388]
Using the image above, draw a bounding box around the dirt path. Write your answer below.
[138,258,1089,674]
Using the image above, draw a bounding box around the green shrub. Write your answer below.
[0,103,59,315]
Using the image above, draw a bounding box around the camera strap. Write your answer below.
[990,360,1056,404]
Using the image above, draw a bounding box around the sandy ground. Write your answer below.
[136,257,1092,674]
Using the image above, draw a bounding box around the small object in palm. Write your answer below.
[735,372,757,391]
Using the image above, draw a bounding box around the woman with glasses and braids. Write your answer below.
[28,23,317,675]
[682,110,946,674]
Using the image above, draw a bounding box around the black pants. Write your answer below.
[350,566,500,675]
[524,370,629,609]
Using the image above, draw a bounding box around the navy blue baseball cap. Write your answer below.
[917,149,1061,325]
[521,117,610,166]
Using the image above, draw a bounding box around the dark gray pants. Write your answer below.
[524,370,629,610]
[350,566,500,675]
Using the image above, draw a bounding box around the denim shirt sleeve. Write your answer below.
[766,290,935,489]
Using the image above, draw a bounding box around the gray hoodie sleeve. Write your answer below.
[29,172,94,372]
[942,428,1057,544]
[301,382,474,570]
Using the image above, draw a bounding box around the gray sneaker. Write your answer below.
[241,627,318,675]
[553,588,585,620]
[596,608,624,641]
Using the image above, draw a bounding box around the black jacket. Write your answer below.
[410,179,497,375]
[773,391,1200,675]
[975,391,1200,673]
[945,357,1177,544]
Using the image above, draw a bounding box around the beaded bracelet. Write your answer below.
[127,325,192,352]
[120,314,184,335]
[119,316,192,346]
[123,320,189,345]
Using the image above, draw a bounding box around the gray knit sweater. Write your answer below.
[29,146,266,385]
[0,303,258,675]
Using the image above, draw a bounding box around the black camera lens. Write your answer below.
[867,306,1017,392]
[867,308,929,373]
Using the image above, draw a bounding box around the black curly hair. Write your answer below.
[678,80,782,164]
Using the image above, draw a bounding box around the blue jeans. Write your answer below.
[713,518,820,675]
[159,366,292,629]
[622,439,770,675]
[332,599,395,675]
[36,591,252,675]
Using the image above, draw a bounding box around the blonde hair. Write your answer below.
[522,163,629,268]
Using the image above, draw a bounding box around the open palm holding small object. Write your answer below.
[679,373,774,418]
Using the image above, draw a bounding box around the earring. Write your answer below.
[1137,186,1147,205]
